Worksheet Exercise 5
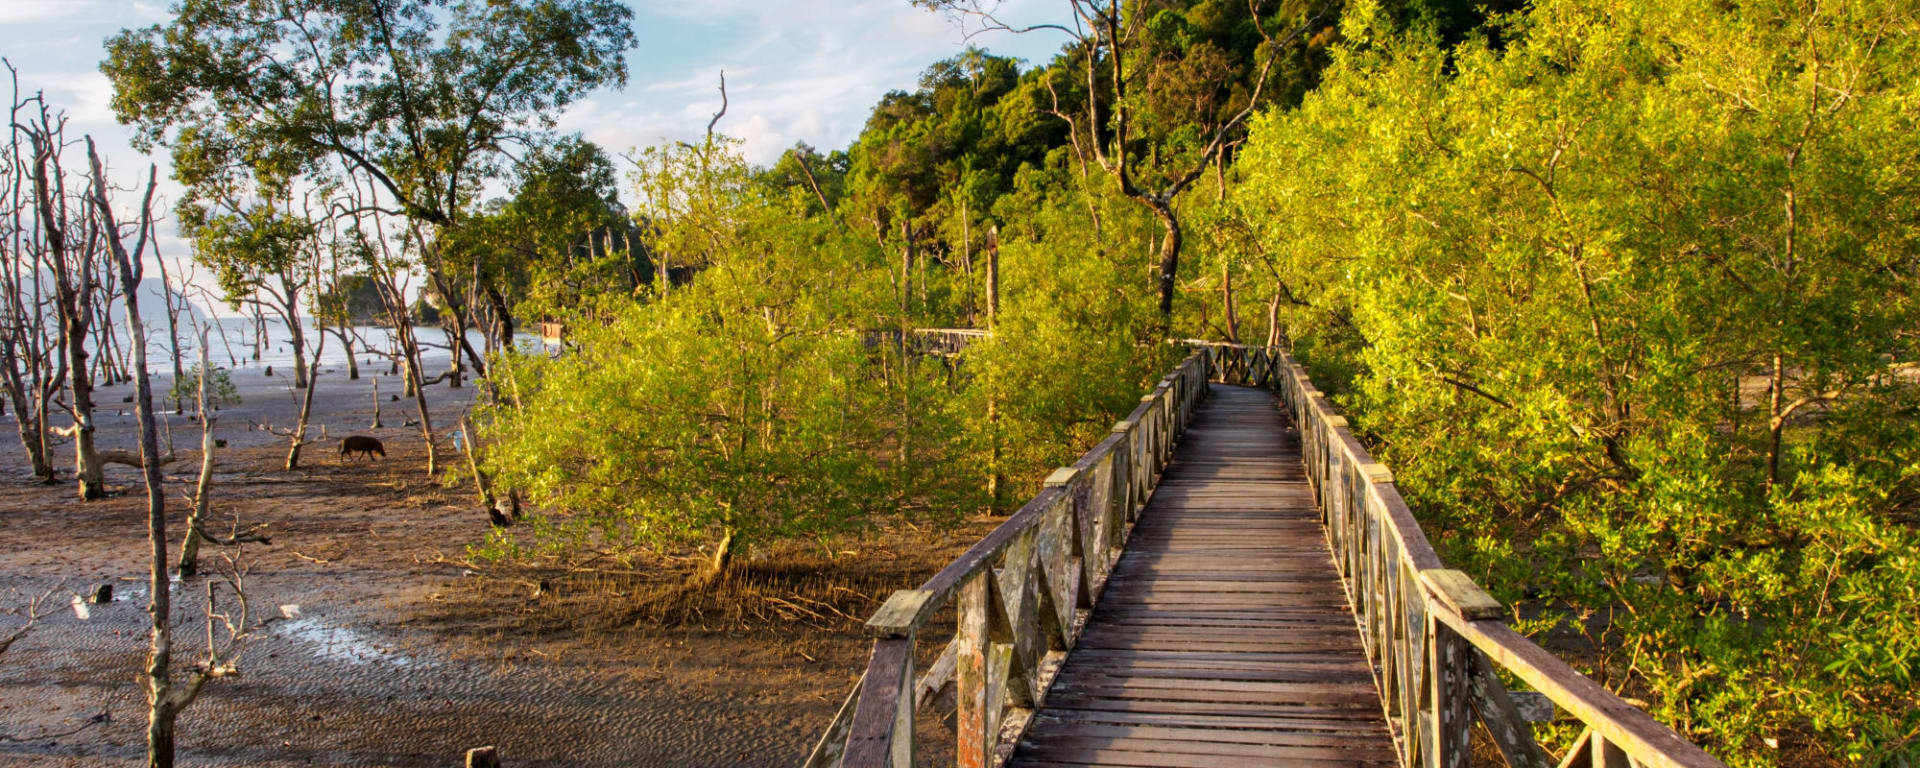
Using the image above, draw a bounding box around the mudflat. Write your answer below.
[0,370,982,767]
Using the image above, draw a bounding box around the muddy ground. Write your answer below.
[0,372,985,767]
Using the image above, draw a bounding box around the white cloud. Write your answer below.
[562,0,1069,166]
[0,0,106,24]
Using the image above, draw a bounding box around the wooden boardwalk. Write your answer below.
[1008,385,1398,768]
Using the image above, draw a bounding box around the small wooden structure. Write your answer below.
[538,321,564,346]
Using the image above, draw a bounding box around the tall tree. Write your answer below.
[102,0,637,361]
[446,135,639,325]
[182,189,339,470]
[83,137,177,768]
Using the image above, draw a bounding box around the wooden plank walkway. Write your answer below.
[1008,384,1398,768]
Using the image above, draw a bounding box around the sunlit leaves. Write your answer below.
[1232,0,1920,762]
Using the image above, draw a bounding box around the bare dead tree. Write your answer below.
[253,327,327,471]
[178,324,217,577]
[343,178,438,475]
[91,136,285,768]
[152,229,188,413]
[22,94,107,498]
[153,559,284,765]
[1,60,61,482]
[86,135,186,768]
[175,326,270,576]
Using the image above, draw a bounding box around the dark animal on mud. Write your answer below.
[339,435,386,461]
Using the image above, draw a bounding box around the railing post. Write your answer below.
[955,572,992,768]
[1402,559,1429,768]
[842,637,914,768]
[1423,570,1505,768]
[1426,610,1472,768]
[1593,734,1632,768]
[1138,393,1159,492]
[1110,420,1136,529]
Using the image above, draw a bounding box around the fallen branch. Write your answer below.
[1,588,57,657]
[99,449,178,468]
[0,708,108,743]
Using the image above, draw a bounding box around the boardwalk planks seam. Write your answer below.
[1008,385,1397,768]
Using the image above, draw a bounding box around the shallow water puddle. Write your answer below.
[276,616,428,668]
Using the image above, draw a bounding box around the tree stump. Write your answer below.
[465,746,501,768]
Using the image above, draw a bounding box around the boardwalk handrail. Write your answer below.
[1194,341,1727,768]
[806,349,1212,768]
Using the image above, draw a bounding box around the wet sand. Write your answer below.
[0,372,978,767]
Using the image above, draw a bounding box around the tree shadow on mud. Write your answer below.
[425,522,992,638]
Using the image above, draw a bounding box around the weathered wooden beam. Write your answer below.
[954,574,991,768]
[915,637,958,710]
[865,589,935,637]
[1422,569,1507,620]
[1437,617,1726,768]
[802,676,865,768]
[842,638,913,768]
[1468,650,1552,768]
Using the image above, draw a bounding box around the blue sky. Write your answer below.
[0,0,1073,289]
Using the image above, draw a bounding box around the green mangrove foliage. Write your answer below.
[473,133,1177,575]
[1231,0,1920,763]
[474,140,970,574]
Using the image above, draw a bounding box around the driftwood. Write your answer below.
[99,449,177,468]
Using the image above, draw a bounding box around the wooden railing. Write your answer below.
[912,328,990,356]
[1193,341,1727,768]
[805,349,1212,768]
[859,328,991,357]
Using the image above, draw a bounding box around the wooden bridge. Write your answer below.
[805,344,1728,768]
